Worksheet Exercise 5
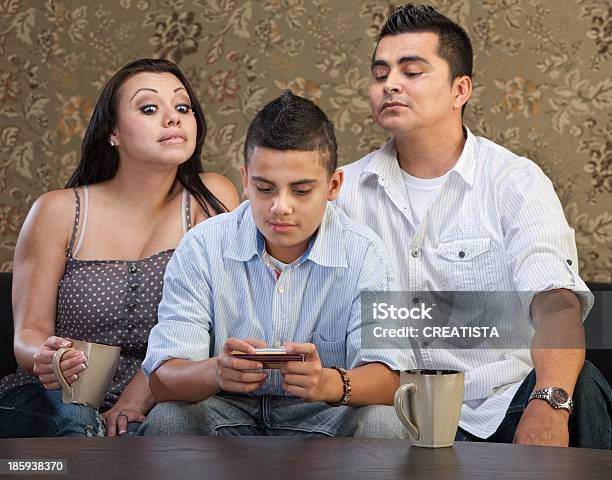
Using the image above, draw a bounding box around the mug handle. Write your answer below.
[394,383,420,440]
[52,347,75,394]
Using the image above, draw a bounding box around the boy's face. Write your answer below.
[241,147,343,264]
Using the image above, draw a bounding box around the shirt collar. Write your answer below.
[450,126,477,188]
[360,126,477,188]
[303,203,348,268]
[224,202,348,269]
[224,202,260,262]
[361,138,401,187]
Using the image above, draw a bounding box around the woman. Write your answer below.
[0,59,239,437]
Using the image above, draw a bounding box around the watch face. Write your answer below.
[551,388,568,404]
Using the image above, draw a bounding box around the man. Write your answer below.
[140,91,406,437]
[337,4,610,448]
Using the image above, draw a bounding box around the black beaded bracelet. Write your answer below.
[326,366,352,407]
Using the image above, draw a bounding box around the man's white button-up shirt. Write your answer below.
[337,127,593,438]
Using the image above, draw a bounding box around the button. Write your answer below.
[129,265,138,273]
[127,303,137,312]
[458,250,466,258]
[411,249,420,258]
[421,340,430,348]
[277,285,285,293]
[566,259,573,266]
[127,323,135,330]
[130,283,139,291]
[412,297,420,304]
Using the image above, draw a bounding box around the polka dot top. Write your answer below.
[0,186,191,411]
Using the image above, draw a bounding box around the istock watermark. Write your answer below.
[372,302,434,320]
[360,290,601,350]
[372,325,499,339]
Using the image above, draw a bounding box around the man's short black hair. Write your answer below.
[244,90,338,175]
[377,3,473,83]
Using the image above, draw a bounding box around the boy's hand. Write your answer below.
[280,343,326,402]
[215,337,268,393]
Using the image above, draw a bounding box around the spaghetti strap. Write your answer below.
[181,189,186,234]
[181,189,192,234]
[186,190,192,231]
[72,185,89,258]
[66,188,81,257]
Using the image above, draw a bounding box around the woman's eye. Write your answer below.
[294,189,311,196]
[256,187,273,193]
[141,105,157,115]
[406,72,422,77]
[176,104,192,114]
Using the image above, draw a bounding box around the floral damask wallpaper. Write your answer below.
[0,0,610,280]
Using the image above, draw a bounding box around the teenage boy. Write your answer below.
[140,91,407,437]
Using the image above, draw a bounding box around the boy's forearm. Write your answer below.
[322,362,399,406]
[115,369,156,414]
[149,358,221,403]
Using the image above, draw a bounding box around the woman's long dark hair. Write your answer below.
[65,58,227,216]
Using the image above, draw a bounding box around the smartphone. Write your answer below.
[231,348,305,369]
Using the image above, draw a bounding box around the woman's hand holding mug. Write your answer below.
[32,336,87,390]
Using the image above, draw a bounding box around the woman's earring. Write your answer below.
[110,139,115,147]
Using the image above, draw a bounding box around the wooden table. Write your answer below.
[0,436,610,479]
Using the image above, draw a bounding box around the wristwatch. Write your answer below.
[528,387,573,414]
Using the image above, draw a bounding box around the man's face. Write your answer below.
[369,32,463,135]
[241,147,343,264]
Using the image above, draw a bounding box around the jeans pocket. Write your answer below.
[0,405,59,437]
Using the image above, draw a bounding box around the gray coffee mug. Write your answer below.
[394,369,464,448]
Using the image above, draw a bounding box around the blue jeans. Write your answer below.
[455,361,612,449]
[140,392,408,438]
[0,384,141,438]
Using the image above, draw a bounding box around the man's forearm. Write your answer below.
[530,289,585,395]
[531,347,584,395]
[149,358,221,403]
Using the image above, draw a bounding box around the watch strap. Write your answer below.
[528,387,573,414]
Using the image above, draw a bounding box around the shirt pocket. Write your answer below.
[434,237,495,290]
[310,332,346,368]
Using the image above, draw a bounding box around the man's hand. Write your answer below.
[215,338,268,393]
[280,343,327,402]
[513,399,569,447]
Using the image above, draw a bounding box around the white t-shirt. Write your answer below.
[401,169,450,229]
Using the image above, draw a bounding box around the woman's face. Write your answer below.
[111,72,198,169]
